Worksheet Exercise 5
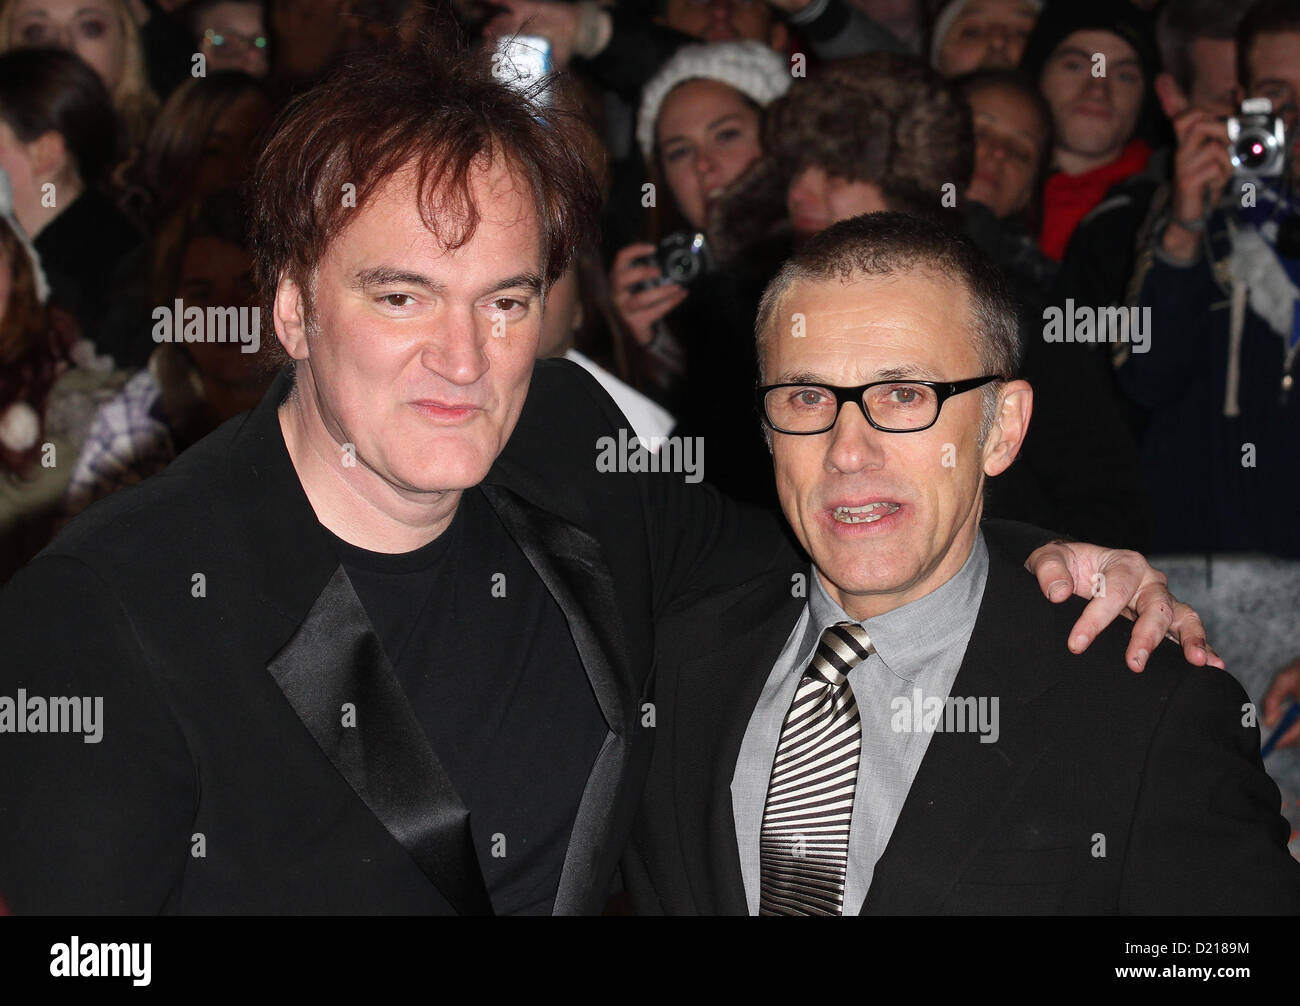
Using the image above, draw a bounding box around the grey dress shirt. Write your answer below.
[731,531,990,915]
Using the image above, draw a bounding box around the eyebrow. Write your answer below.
[772,365,939,384]
[661,112,746,148]
[973,112,1041,144]
[351,267,543,297]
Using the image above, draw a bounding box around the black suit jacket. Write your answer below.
[623,522,1300,914]
[0,360,791,914]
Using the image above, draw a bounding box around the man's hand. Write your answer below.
[1162,106,1234,261]
[1026,542,1223,673]
[1263,658,1300,749]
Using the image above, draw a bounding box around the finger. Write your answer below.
[1201,640,1226,670]
[1263,667,1300,723]
[1025,544,1075,604]
[626,288,688,322]
[1066,586,1139,661]
[612,244,657,269]
[627,283,686,311]
[1166,604,1214,669]
[617,264,666,289]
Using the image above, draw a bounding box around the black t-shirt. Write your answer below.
[328,487,606,915]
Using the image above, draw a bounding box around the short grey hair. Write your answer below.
[755,212,1021,444]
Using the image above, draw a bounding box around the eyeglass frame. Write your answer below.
[756,375,1004,435]
[204,27,269,51]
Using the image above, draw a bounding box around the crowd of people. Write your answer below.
[5,0,1293,737]
[0,0,1298,918]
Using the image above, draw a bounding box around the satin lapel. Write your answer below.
[859,537,1065,915]
[267,565,494,916]
[478,483,637,916]
[674,580,804,915]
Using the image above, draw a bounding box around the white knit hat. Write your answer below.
[0,167,50,303]
[637,41,793,162]
[930,0,1044,71]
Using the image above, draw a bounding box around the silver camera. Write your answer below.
[1227,97,1288,177]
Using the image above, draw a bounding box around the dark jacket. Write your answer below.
[622,520,1300,914]
[966,202,1151,549]
[0,360,792,914]
[33,188,148,368]
[1122,209,1300,557]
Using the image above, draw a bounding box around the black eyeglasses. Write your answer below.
[757,376,1002,435]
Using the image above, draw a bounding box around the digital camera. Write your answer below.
[1227,97,1288,178]
[630,232,715,293]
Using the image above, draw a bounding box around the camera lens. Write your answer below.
[664,248,700,282]
[1236,131,1271,169]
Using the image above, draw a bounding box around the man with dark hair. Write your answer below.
[0,38,1216,916]
[1122,0,1300,558]
[623,212,1300,915]
[1051,0,1245,394]
[1020,0,1159,262]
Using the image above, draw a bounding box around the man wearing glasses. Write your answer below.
[622,212,1300,915]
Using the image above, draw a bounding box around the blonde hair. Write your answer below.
[0,0,158,151]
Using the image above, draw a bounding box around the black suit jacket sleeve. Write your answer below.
[0,555,195,913]
[1122,667,1300,913]
[561,360,797,616]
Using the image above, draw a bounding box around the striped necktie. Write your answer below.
[759,620,874,916]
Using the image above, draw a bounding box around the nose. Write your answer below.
[420,305,491,386]
[694,145,720,182]
[789,165,828,212]
[825,399,887,475]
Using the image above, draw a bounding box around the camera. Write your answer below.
[630,232,715,293]
[1226,97,1288,177]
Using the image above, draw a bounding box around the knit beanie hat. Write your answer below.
[930,0,1045,70]
[637,41,793,162]
[1018,0,1158,85]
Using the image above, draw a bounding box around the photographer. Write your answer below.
[608,40,791,401]
[1120,0,1300,558]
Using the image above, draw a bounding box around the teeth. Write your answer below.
[833,502,900,524]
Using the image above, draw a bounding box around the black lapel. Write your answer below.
[673,576,805,914]
[860,531,1066,915]
[227,367,492,914]
[478,482,638,916]
[267,565,494,916]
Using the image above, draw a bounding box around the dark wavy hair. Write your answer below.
[762,52,974,219]
[0,46,117,189]
[248,34,603,332]
[129,71,273,226]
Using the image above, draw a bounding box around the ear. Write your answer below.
[1154,72,1189,122]
[27,130,68,179]
[981,379,1032,478]
[273,273,311,361]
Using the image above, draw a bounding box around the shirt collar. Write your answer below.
[799,530,989,682]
